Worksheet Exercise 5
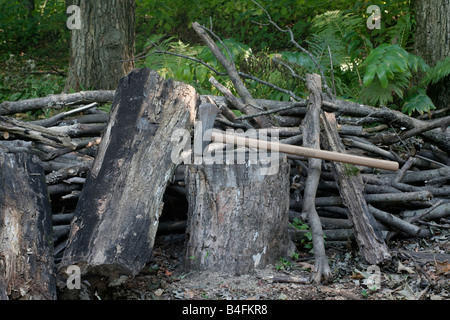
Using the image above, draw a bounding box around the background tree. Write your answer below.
[64,0,136,91]
[413,0,450,108]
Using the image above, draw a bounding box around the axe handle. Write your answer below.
[211,131,399,171]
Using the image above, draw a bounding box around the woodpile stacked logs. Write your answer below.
[0,71,448,292]
[0,22,449,297]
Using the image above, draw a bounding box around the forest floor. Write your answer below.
[106,230,449,301]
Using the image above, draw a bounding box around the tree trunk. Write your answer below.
[59,69,198,282]
[64,0,135,91]
[414,0,450,108]
[184,156,295,275]
[0,152,56,300]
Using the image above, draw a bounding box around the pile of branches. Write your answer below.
[1,16,449,283]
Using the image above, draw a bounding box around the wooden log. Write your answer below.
[0,90,115,116]
[0,151,56,300]
[30,102,99,127]
[320,111,391,265]
[0,116,76,150]
[184,155,295,275]
[301,74,332,283]
[45,163,91,185]
[59,68,198,279]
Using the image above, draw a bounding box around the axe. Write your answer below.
[196,103,399,171]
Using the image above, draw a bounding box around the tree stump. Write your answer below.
[60,69,198,280]
[184,154,295,275]
[0,151,56,300]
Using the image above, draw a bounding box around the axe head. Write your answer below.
[194,103,219,157]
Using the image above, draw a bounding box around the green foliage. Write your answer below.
[343,163,360,176]
[144,35,293,99]
[420,55,450,87]
[136,0,358,52]
[402,89,436,116]
[0,0,68,56]
[290,217,313,250]
[360,44,431,110]
[275,252,299,272]
[0,54,65,118]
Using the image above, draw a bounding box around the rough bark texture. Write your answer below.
[65,0,135,91]
[414,0,450,108]
[0,152,56,300]
[301,74,332,283]
[0,90,115,116]
[184,156,295,275]
[60,69,198,279]
[320,111,391,265]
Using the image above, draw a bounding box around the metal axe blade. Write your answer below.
[194,103,219,157]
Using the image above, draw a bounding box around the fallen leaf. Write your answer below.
[183,289,195,299]
[435,260,450,275]
[165,270,173,277]
[154,288,163,297]
[397,282,416,300]
[298,262,314,271]
[397,261,415,274]
[351,271,365,280]
[278,293,287,300]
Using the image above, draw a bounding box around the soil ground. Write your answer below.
[104,229,449,301]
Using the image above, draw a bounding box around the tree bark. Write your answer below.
[184,156,295,275]
[301,74,332,284]
[59,69,198,281]
[0,90,115,116]
[0,152,56,300]
[414,0,450,108]
[320,111,392,265]
[64,0,135,91]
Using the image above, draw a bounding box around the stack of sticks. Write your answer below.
[0,85,448,251]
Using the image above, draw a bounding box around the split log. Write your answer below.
[48,123,106,138]
[45,163,91,185]
[0,151,56,300]
[0,116,76,150]
[184,155,295,275]
[59,68,198,280]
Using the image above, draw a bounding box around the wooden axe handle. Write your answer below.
[211,131,399,171]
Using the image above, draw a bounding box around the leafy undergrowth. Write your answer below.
[101,231,449,300]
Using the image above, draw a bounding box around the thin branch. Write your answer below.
[237,71,303,101]
[328,45,336,96]
[251,0,334,98]
[272,57,306,82]
[235,103,304,121]
[199,24,236,68]
[116,49,226,76]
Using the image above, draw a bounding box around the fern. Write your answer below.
[420,55,450,87]
[360,72,410,106]
[360,44,418,106]
[363,44,410,88]
[402,89,436,116]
